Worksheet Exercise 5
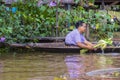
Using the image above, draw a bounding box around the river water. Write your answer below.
[0,52,120,80]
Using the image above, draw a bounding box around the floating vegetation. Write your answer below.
[80,49,88,54]
[80,38,113,54]
[94,38,113,49]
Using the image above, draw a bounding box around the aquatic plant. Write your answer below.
[80,49,88,54]
[0,0,119,43]
[94,38,113,50]
[80,38,113,54]
[0,36,6,42]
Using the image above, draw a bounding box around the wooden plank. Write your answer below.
[10,42,79,49]
[20,37,65,42]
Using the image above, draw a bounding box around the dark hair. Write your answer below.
[75,20,85,28]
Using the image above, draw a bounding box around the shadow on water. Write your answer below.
[0,52,120,80]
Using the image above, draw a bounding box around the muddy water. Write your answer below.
[0,52,120,80]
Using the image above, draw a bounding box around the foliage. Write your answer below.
[85,10,117,39]
[80,49,88,54]
[80,38,113,54]
[58,6,119,40]
[0,1,58,43]
[0,0,119,43]
[94,38,113,50]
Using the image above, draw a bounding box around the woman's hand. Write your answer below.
[87,45,97,50]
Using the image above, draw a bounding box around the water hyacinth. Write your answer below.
[37,0,43,6]
[0,37,6,42]
[49,1,57,7]
[94,38,113,50]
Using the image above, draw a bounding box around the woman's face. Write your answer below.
[78,23,87,33]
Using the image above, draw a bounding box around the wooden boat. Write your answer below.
[1,37,120,53]
[9,42,120,53]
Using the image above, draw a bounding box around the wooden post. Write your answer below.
[101,0,105,10]
[85,24,90,41]
[56,0,59,38]
[67,4,71,27]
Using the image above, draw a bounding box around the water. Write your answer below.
[86,68,120,78]
[0,52,120,80]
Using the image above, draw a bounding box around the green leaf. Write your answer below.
[0,19,2,22]
[80,49,88,54]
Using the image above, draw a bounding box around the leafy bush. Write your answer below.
[0,0,119,43]
[0,1,57,43]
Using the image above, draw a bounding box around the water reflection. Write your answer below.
[0,53,119,80]
[97,56,113,68]
[65,55,84,79]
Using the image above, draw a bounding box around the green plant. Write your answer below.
[94,38,113,50]
[80,38,113,54]
[0,1,58,43]
[0,0,119,43]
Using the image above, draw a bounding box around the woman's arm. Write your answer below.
[84,40,94,47]
[76,42,94,50]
